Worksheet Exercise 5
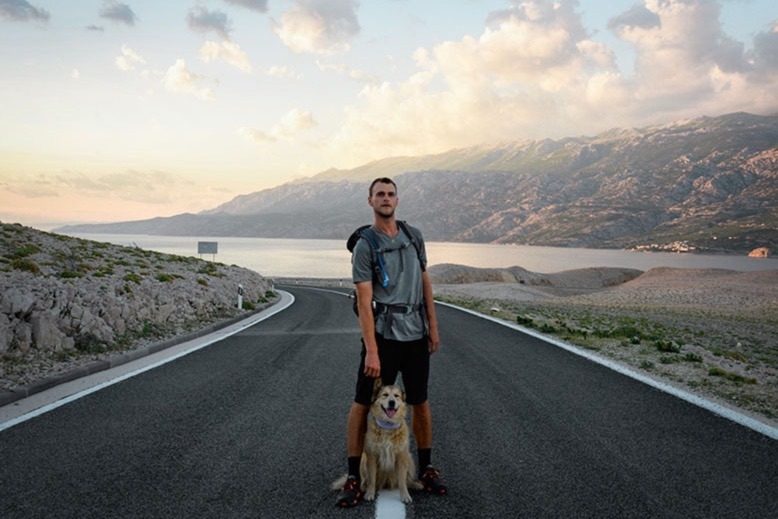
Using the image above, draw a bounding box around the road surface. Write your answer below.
[1,286,776,518]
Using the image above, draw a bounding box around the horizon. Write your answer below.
[1,0,777,228]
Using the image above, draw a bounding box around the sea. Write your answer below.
[67,233,778,279]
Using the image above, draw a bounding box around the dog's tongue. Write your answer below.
[385,408,397,418]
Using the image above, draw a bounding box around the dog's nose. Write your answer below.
[388,400,396,409]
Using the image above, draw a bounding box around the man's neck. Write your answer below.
[373,216,398,237]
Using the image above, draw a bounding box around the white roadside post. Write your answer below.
[237,284,244,310]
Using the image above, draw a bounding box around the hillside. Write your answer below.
[57,112,778,253]
[0,222,274,391]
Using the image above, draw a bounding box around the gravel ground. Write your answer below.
[432,266,778,425]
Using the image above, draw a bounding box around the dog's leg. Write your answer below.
[396,451,413,503]
[364,453,378,501]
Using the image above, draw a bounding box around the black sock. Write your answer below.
[417,448,431,473]
[348,456,361,479]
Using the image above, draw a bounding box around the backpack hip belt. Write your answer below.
[374,302,423,315]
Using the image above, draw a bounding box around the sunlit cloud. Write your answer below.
[0,0,49,22]
[239,108,317,144]
[99,0,137,26]
[115,45,146,71]
[70,68,80,80]
[200,40,252,73]
[273,0,360,55]
[163,59,215,100]
[325,0,778,167]
[187,6,232,40]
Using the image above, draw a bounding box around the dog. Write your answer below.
[333,382,422,504]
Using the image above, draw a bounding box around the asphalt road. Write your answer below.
[1,286,776,518]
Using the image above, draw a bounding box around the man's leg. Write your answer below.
[412,401,447,495]
[336,402,369,508]
[347,402,369,459]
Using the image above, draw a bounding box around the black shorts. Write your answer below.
[354,334,430,406]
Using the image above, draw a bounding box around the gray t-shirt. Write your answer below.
[351,224,427,341]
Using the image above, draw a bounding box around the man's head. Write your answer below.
[368,177,398,220]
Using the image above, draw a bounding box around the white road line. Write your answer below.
[376,490,406,519]
[0,291,295,433]
[438,301,778,441]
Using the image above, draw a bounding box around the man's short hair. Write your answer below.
[369,177,397,196]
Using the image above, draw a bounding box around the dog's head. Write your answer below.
[371,383,407,423]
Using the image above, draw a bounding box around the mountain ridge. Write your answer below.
[56,112,778,253]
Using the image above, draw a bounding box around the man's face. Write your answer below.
[369,182,398,218]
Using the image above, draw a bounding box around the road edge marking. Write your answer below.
[437,300,778,441]
[0,291,295,433]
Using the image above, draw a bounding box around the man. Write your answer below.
[336,177,447,508]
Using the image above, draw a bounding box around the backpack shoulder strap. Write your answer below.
[397,220,426,272]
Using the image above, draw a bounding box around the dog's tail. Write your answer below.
[331,474,348,491]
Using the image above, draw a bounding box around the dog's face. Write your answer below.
[371,384,407,423]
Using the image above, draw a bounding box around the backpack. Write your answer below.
[346,221,425,316]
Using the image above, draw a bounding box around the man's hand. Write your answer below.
[364,349,381,378]
[428,328,441,353]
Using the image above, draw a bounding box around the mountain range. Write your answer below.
[57,112,778,253]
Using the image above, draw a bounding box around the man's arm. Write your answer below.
[422,271,440,353]
[355,280,381,378]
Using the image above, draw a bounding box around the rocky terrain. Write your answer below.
[59,112,778,253]
[429,264,778,424]
[0,222,275,391]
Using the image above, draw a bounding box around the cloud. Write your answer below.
[752,21,778,71]
[2,170,191,205]
[200,40,252,72]
[86,24,105,31]
[239,108,317,144]
[71,68,80,80]
[0,0,49,22]
[115,45,146,71]
[607,3,660,32]
[99,1,137,26]
[163,59,215,100]
[324,0,778,167]
[223,0,269,13]
[273,0,360,54]
[187,6,232,40]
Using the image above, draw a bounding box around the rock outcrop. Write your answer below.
[0,223,274,362]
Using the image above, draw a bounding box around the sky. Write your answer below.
[1,0,776,228]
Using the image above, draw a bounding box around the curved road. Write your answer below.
[1,286,776,518]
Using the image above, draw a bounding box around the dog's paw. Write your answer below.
[364,490,376,502]
[400,491,413,504]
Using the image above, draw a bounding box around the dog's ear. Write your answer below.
[371,378,383,403]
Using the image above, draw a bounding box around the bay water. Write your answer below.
[69,233,777,278]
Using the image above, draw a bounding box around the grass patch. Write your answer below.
[11,257,40,273]
[708,367,757,384]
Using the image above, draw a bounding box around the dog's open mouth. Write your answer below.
[382,406,397,419]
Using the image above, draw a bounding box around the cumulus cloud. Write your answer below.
[0,0,49,22]
[200,40,252,72]
[239,108,317,144]
[99,1,137,26]
[273,0,359,54]
[223,0,269,13]
[163,59,215,101]
[324,0,778,167]
[115,45,146,71]
[187,6,232,40]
